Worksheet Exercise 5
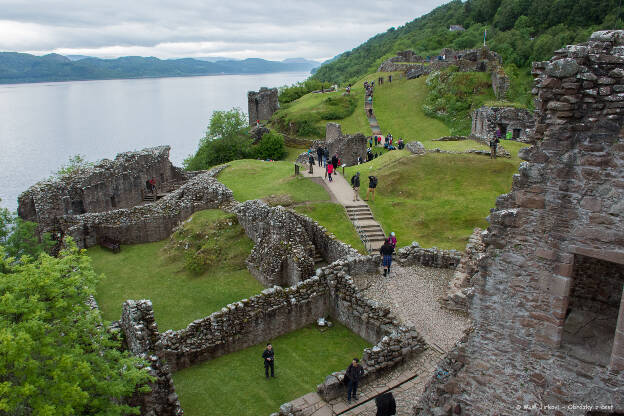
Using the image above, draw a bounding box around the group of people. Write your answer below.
[350,172,378,202]
[367,134,405,151]
[262,345,396,414]
[145,177,157,194]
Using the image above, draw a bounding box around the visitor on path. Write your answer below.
[369,137,373,148]
[351,172,361,201]
[332,153,339,171]
[375,392,397,416]
[366,175,377,201]
[489,137,500,159]
[327,162,333,182]
[262,344,275,378]
[323,147,329,167]
[345,358,364,404]
[309,154,315,174]
[398,138,404,150]
[316,146,323,166]
[380,238,394,277]
[147,178,156,194]
[389,232,397,249]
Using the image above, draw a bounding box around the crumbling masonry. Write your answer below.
[416,30,624,416]
[248,87,279,126]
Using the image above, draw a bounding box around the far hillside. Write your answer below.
[311,0,621,84]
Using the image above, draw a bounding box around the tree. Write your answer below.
[184,108,253,170]
[0,241,153,415]
[254,131,286,160]
[55,154,93,176]
[0,199,53,263]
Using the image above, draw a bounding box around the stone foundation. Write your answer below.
[471,105,535,143]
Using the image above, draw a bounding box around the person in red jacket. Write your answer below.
[327,162,334,182]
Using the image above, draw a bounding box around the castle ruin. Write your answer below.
[247,87,279,126]
[471,105,536,143]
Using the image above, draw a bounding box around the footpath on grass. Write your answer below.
[301,165,386,252]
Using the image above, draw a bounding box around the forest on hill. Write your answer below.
[312,0,623,84]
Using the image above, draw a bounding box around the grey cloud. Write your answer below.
[1,0,447,60]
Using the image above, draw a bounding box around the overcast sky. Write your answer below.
[0,0,448,61]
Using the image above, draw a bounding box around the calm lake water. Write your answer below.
[0,72,309,212]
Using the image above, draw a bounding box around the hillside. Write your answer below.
[0,52,317,84]
[312,0,621,84]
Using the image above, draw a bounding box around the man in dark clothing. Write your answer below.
[375,392,396,416]
[489,137,500,159]
[316,146,323,166]
[345,358,364,404]
[309,154,315,174]
[262,344,275,378]
[380,238,394,277]
[323,147,329,167]
[351,172,361,202]
[331,154,338,171]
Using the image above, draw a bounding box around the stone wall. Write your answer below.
[491,67,510,99]
[296,123,367,167]
[58,166,233,248]
[248,87,279,126]
[440,228,486,313]
[397,242,462,269]
[415,31,624,415]
[471,105,536,143]
[121,300,183,416]
[18,146,183,227]
[234,199,360,287]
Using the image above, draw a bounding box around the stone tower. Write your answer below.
[247,87,279,126]
[417,30,624,415]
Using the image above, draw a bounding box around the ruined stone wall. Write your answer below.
[18,146,182,226]
[492,67,510,99]
[121,300,183,416]
[416,31,624,416]
[471,105,536,143]
[234,199,360,287]
[397,242,462,269]
[296,123,367,167]
[60,166,233,248]
[160,279,329,372]
[248,87,279,125]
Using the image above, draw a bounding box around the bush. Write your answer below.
[254,131,286,160]
[184,108,253,170]
[278,79,326,104]
[319,95,357,120]
[55,154,93,176]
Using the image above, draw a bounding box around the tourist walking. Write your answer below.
[380,238,394,277]
[309,153,315,174]
[375,392,396,416]
[316,146,323,166]
[345,358,364,404]
[262,343,275,378]
[351,172,361,201]
[332,153,338,171]
[389,232,397,249]
[365,175,377,201]
[323,147,329,167]
[327,162,333,182]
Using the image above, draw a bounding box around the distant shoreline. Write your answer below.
[0,70,312,86]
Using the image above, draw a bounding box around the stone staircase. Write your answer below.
[345,205,386,252]
[307,244,325,265]
[364,101,382,136]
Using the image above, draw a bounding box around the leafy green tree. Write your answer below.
[184,108,253,170]
[0,241,153,415]
[55,154,93,176]
[0,199,53,262]
[254,131,286,160]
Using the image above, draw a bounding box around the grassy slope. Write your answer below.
[218,160,365,253]
[344,149,524,250]
[294,202,366,253]
[90,210,264,331]
[372,73,490,152]
[173,322,371,416]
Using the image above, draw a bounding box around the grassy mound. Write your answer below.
[90,209,264,331]
[344,150,524,250]
[173,322,371,416]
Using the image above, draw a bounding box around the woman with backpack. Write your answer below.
[379,238,394,277]
[365,175,377,201]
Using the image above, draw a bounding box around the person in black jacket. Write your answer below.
[365,175,377,201]
[262,343,275,378]
[351,172,361,202]
[375,392,396,416]
[331,153,338,171]
[379,238,394,277]
[316,146,323,166]
[345,358,364,404]
[308,154,315,174]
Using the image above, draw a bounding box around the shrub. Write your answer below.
[254,130,286,160]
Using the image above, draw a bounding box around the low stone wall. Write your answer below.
[295,123,367,167]
[59,166,233,248]
[440,228,486,313]
[121,300,183,416]
[234,199,360,287]
[397,242,462,269]
[160,279,329,372]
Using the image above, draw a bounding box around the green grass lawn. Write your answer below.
[90,210,264,331]
[218,159,331,203]
[173,322,371,416]
[294,202,366,253]
[344,151,523,250]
